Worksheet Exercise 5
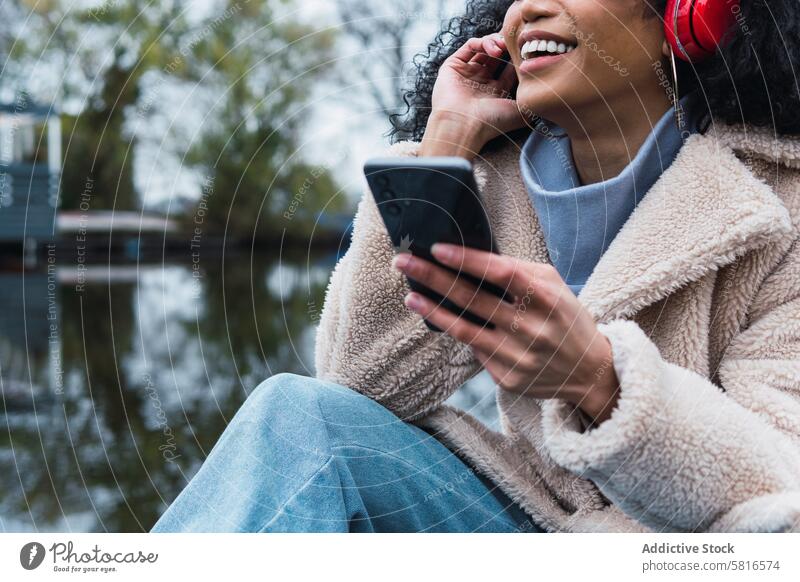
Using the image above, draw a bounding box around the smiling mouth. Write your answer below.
[520,38,577,60]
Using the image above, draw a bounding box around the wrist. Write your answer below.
[579,372,620,427]
[570,337,621,426]
[419,110,490,160]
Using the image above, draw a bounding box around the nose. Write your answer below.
[518,0,560,23]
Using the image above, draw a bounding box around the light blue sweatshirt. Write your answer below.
[519,91,708,295]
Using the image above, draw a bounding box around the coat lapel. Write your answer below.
[475,134,551,264]
[575,130,794,322]
[477,123,794,324]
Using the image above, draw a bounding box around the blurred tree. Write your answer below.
[0,1,24,57]
[9,0,190,210]
[4,0,346,242]
[333,0,450,119]
[180,0,347,242]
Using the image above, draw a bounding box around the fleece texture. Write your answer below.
[313,121,800,532]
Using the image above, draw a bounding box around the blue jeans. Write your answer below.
[152,373,544,533]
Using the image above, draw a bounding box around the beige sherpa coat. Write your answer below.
[314,121,800,533]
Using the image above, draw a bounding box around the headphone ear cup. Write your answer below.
[664,0,740,62]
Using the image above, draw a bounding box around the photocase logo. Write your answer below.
[20,542,46,570]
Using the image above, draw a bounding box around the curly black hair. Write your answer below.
[388,0,800,142]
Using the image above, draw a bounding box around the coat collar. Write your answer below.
[711,121,800,169]
[577,125,794,321]
[397,121,795,323]
[473,122,795,322]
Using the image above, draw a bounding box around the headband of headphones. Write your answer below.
[664,0,741,62]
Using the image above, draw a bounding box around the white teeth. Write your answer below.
[520,38,577,59]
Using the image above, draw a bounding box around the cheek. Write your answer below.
[502,6,522,49]
[572,17,656,87]
[610,23,665,82]
[587,3,664,72]
[502,4,518,33]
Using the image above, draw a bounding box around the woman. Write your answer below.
[154,0,800,532]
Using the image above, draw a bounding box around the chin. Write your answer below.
[515,86,562,121]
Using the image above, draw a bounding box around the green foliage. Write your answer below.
[180,0,346,241]
[6,0,347,239]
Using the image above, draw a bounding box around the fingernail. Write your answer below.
[404,292,423,311]
[431,243,455,261]
[393,253,412,270]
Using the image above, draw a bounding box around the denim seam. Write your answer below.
[254,444,522,533]
[332,444,521,532]
[336,444,513,503]
[331,442,503,505]
[315,392,460,494]
[271,387,521,532]
[257,454,335,532]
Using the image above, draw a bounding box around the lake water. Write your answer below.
[0,250,497,532]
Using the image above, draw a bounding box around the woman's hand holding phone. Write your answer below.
[392,244,621,427]
[420,33,526,160]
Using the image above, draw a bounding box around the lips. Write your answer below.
[515,28,578,73]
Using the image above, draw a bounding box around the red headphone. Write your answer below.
[664,0,741,62]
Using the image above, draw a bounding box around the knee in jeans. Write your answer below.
[245,373,373,418]
[249,373,317,405]
[247,373,333,408]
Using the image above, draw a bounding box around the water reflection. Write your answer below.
[0,252,496,532]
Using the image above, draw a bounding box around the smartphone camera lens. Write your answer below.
[385,202,401,216]
[376,175,389,188]
[380,189,397,201]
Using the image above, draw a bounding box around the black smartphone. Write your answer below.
[491,50,517,99]
[363,156,513,332]
[491,49,511,79]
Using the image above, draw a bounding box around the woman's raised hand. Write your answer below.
[420,33,526,160]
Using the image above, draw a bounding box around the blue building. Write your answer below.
[0,97,61,245]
